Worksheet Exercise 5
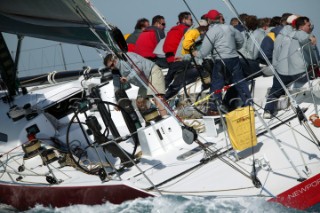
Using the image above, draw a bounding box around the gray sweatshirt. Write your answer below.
[246,28,266,60]
[198,23,244,59]
[115,52,155,87]
[272,25,294,72]
[238,30,251,59]
[275,29,317,76]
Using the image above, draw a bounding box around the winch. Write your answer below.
[40,148,59,165]
[142,108,161,125]
[22,139,42,159]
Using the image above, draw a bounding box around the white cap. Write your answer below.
[198,19,208,26]
[287,15,298,24]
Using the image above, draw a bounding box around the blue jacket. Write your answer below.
[258,25,283,63]
[234,24,246,32]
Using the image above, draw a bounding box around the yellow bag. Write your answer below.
[225,106,257,151]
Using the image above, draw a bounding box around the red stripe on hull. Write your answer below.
[0,183,153,211]
[269,173,320,210]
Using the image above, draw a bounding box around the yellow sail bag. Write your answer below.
[225,106,257,151]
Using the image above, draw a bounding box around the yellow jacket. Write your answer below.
[182,28,200,55]
[124,33,131,40]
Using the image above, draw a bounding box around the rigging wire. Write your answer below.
[182,0,226,68]
[249,106,262,188]
[194,41,316,107]
[181,0,314,183]
[59,43,67,70]
[10,43,60,53]
[68,0,317,188]
[253,102,319,147]
[222,0,320,147]
[183,0,261,187]
[180,0,265,186]
[305,44,318,114]
[77,45,86,65]
[264,42,318,103]
[18,58,101,74]
[289,121,310,175]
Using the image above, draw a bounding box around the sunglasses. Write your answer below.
[161,22,166,26]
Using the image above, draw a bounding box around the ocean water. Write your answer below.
[1,196,318,213]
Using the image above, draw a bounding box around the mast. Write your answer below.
[0,32,19,97]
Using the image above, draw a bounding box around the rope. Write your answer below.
[52,71,57,84]
[47,71,53,84]
[19,73,49,84]
[186,120,205,133]
[121,52,188,127]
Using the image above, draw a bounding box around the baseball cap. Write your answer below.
[286,14,298,24]
[198,19,208,26]
[205,10,221,20]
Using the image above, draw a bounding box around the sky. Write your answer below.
[4,0,320,77]
[93,0,319,37]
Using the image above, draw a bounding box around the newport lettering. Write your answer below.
[288,178,320,199]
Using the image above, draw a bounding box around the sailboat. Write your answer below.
[1,0,320,211]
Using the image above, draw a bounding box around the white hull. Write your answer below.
[1,74,320,210]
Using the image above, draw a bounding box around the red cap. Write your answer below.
[205,10,220,20]
[291,19,297,28]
